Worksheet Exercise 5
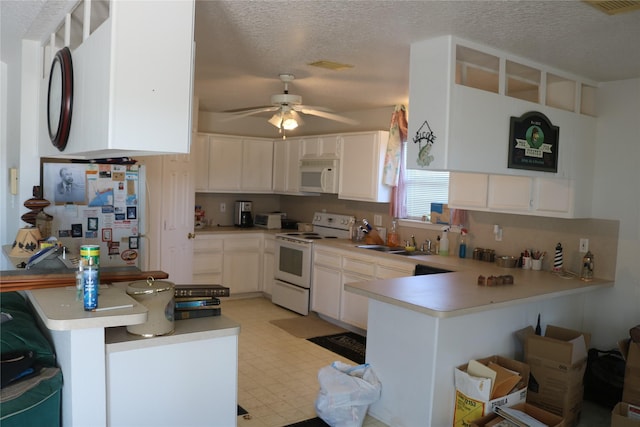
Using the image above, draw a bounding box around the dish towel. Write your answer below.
[382,105,408,187]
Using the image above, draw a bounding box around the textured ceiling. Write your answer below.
[3,0,640,121]
[193,0,640,115]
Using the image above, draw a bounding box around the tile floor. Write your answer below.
[223,297,385,427]
[223,296,611,427]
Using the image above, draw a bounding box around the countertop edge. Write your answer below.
[105,315,241,352]
[26,287,149,331]
[345,279,613,318]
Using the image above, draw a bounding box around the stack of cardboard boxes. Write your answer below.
[454,324,640,427]
[612,336,640,427]
[524,325,590,427]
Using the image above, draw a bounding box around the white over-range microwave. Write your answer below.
[299,158,339,194]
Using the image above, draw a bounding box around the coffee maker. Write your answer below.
[234,201,253,227]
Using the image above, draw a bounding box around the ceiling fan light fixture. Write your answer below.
[282,117,298,130]
[269,110,300,130]
[268,113,283,128]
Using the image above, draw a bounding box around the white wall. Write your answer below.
[585,78,640,348]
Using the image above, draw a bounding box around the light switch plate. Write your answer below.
[579,238,589,253]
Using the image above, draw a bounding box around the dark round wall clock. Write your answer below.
[47,46,74,151]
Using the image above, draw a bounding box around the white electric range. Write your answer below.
[272,212,354,315]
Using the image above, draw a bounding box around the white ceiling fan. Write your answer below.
[220,74,358,135]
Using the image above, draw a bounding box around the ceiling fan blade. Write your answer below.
[299,108,359,125]
[293,104,332,113]
[217,106,279,122]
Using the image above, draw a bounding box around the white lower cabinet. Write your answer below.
[312,250,343,319]
[192,234,262,294]
[312,246,414,330]
[192,236,223,284]
[340,272,372,330]
[223,236,262,294]
[262,235,275,295]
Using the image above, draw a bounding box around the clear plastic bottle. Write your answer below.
[387,218,400,247]
[440,227,449,256]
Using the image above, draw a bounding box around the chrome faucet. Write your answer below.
[421,240,432,254]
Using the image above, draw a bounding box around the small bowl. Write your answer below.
[404,246,416,252]
[496,256,518,268]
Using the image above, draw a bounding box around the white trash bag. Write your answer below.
[315,361,381,427]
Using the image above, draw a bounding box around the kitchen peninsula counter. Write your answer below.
[315,238,613,317]
[25,284,240,427]
[314,239,614,426]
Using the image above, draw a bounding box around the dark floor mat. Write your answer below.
[237,405,248,416]
[307,332,366,364]
[283,417,329,427]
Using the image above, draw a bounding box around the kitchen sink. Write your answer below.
[394,250,432,256]
[355,244,404,252]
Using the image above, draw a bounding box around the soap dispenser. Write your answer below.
[440,226,450,256]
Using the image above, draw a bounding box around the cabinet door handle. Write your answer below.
[187,232,196,239]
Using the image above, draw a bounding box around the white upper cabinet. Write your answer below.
[196,134,273,193]
[406,35,597,181]
[273,138,305,194]
[449,172,589,218]
[409,35,598,218]
[301,136,341,159]
[192,134,210,192]
[338,131,391,202]
[39,0,195,158]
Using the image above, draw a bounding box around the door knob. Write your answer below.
[187,232,195,239]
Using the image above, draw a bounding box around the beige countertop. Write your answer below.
[315,239,614,318]
[26,285,148,331]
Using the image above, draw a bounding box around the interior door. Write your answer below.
[160,153,195,283]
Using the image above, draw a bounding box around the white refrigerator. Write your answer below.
[40,159,146,268]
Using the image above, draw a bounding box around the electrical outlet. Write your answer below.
[373,215,382,227]
[220,203,226,213]
[579,238,589,253]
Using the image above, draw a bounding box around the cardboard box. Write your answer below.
[622,341,640,406]
[527,385,583,427]
[454,355,529,427]
[612,402,640,427]
[524,325,590,427]
[430,202,450,225]
[525,325,591,368]
[470,402,565,427]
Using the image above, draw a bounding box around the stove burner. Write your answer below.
[306,236,322,239]
[323,236,337,239]
[302,232,319,236]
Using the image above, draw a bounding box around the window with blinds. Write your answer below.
[405,169,450,220]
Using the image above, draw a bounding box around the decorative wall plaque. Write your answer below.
[508,111,559,173]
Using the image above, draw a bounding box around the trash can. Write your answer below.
[315,361,381,427]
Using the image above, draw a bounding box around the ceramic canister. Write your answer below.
[126,278,175,337]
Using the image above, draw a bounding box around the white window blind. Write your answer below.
[405,169,450,219]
